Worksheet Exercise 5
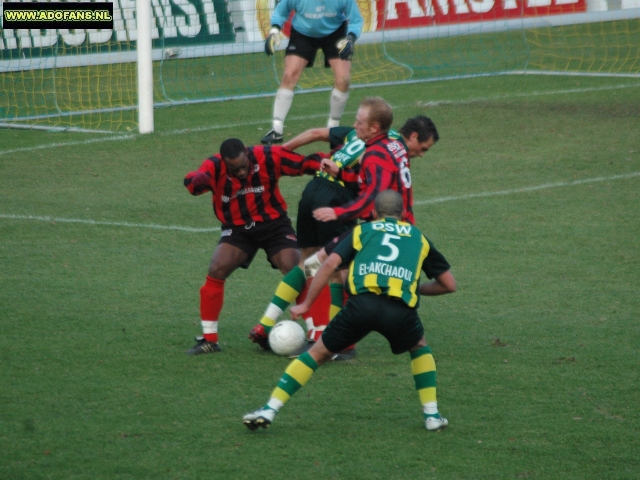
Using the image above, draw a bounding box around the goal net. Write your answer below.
[1,0,639,133]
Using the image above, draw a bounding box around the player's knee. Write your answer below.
[281,71,301,89]
[308,338,334,365]
[208,258,236,279]
[409,337,428,351]
[207,265,228,280]
[333,70,350,90]
[334,77,350,91]
[274,248,301,274]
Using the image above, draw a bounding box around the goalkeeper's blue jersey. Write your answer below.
[271,0,363,39]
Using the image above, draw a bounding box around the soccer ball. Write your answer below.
[269,320,307,356]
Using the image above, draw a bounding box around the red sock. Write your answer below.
[304,280,332,342]
[295,281,309,304]
[200,276,224,343]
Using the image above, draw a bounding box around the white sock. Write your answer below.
[201,320,218,335]
[303,253,321,278]
[423,402,439,416]
[328,88,349,126]
[264,304,283,322]
[273,88,294,134]
[266,398,284,412]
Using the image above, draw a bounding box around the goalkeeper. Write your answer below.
[260,0,364,145]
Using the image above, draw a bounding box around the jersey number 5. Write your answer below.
[377,234,401,262]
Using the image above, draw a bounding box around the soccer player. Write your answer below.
[313,97,438,225]
[183,138,324,355]
[243,190,456,431]
[304,97,439,276]
[260,0,364,145]
[249,101,440,357]
[250,125,362,350]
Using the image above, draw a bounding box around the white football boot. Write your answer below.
[243,407,277,430]
[425,414,449,431]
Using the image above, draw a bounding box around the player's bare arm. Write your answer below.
[283,128,331,151]
[419,270,457,296]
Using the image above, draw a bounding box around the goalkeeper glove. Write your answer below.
[265,27,281,56]
[337,33,356,61]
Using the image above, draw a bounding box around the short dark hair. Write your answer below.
[399,116,439,143]
[220,138,246,160]
[374,190,403,219]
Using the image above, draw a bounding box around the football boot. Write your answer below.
[425,414,449,431]
[185,336,221,355]
[261,130,284,145]
[248,324,272,351]
[243,407,277,430]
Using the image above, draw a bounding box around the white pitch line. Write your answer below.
[416,82,640,108]
[0,214,220,233]
[0,133,138,157]
[1,82,639,157]
[415,171,640,205]
[1,172,638,232]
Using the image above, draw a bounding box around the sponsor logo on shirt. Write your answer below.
[221,185,265,203]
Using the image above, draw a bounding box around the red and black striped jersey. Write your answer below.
[333,133,415,225]
[185,145,323,227]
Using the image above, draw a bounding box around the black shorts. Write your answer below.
[324,228,351,256]
[286,22,347,68]
[218,216,299,269]
[297,177,357,249]
[322,293,425,355]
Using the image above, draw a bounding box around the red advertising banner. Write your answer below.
[376,0,588,29]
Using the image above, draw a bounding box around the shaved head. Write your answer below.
[374,190,403,219]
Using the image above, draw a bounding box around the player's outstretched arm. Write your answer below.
[269,146,326,177]
[283,128,330,151]
[184,159,216,195]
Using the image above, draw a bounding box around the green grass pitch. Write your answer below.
[1,73,639,479]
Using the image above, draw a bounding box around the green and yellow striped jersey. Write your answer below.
[317,127,402,185]
[333,217,450,308]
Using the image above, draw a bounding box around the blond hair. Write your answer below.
[360,97,393,133]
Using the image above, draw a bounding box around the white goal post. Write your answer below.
[137,0,154,133]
